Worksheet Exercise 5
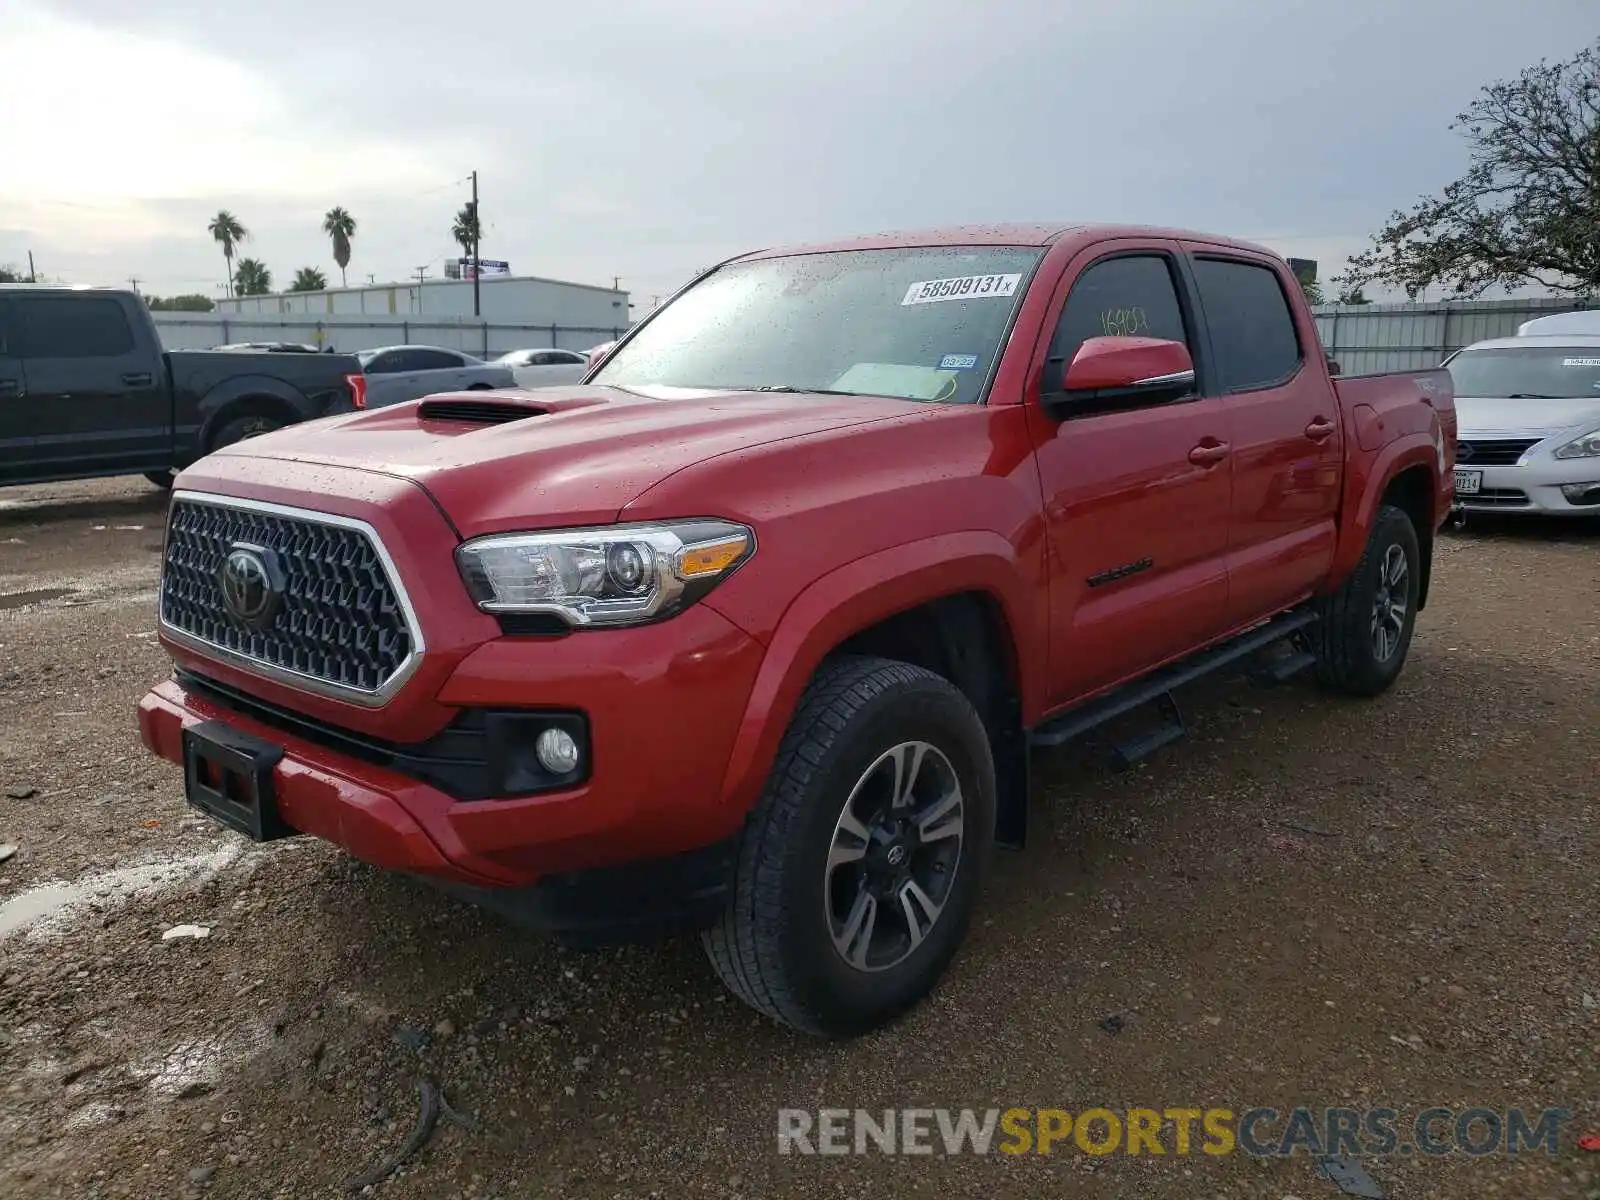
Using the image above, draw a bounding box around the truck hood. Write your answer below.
[208,384,926,537]
[1455,394,1600,440]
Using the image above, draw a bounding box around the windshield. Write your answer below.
[591,246,1045,404]
[1446,347,1600,399]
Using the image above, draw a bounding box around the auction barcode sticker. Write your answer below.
[1561,357,1600,367]
[901,274,1022,306]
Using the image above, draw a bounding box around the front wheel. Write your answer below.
[1310,503,1421,696]
[143,470,174,490]
[702,655,995,1038]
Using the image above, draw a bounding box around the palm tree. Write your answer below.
[322,207,356,287]
[207,210,248,298]
[289,266,327,293]
[233,258,272,296]
[450,202,480,260]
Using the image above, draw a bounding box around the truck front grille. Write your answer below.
[158,494,421,704]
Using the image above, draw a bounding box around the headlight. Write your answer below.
[1553,428,1600,459]
[455,519,755,628]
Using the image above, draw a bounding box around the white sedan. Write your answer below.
[494,347,592,389]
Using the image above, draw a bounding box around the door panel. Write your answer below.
[1027,243,1236,706]
[1182,249,1342,621]
[0,300,32,480]
[1031,398,1235,703]
[16,294,169,474]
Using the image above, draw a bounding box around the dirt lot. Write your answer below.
[0,476,1596,1200]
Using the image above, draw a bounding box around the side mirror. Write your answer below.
[1042,336,1195,417]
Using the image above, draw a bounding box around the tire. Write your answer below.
[208,414,283,453]
[466,383,494,391]
[1310,503,1421,696]
[144,470,174,489]
[702,655,996,1038]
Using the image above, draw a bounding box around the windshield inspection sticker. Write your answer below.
[1561,357,1600,367]
[902,274,1022,306]
[938,354,979,371]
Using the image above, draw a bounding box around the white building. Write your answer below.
[216,272,630,327]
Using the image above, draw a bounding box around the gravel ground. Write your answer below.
[0,476,1596,1200]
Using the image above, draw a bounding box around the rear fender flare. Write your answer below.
[197,376,313,449]
[1330,434,1439,582]
[714,532,1041,817]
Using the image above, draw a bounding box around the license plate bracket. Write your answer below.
[1453,468,1483,495]
[181,720,293,842]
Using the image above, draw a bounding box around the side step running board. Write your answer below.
[1028,608,1319,753]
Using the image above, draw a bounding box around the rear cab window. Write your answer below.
[1189,258,1303,392]
[19,296,137,359]
[591,245,1046,405]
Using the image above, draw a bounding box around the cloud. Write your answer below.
[5,0,1598,301]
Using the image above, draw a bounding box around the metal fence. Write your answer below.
[156,300,1600,377]
[1311,296,1597,376]
[150,312,632,358]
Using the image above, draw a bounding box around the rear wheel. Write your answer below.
[208,414,283,453]
[702,655,995,1037]
[1310,503,1420,696]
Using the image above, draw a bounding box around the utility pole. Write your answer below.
[414,265,429,314]
[27,251,36,283]
[128,277,141,295]
[613,276,621,291]
[470,170,481,318]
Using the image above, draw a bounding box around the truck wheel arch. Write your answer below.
[1331,438,1440,608]
[196,377,313,454]
[714,532,1040,842]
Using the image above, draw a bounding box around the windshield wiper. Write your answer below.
[753,385,862,396]
[1507,393,1562,399]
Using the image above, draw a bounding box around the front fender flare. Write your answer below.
[712,531,1042,817]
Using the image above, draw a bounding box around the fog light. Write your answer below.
[535,727,581,774]
[1559,482,1600,505]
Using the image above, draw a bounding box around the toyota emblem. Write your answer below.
[219,544,284,629]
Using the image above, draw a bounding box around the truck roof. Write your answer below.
[0,283,135,297]
[737,223,1284,261]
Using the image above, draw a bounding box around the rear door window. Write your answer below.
[20,296,137,358]
[1190,258,1303,392]
[410,349,463,371]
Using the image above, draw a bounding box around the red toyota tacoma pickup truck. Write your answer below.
[138,224,1456,1038]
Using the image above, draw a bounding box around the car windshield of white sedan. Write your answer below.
[1447,347,1600,399]
[590,247,1045,404]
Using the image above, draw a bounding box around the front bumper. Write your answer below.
[139,602,767,934]
[1453,460,1600,515]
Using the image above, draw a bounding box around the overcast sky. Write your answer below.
[2,0,1595,309]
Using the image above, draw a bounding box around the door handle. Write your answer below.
[1188,440,1230,466]
[1305,417,1336,441]
[0,378,20,397]
[122,372,154,386]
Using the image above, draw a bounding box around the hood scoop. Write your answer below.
[417,396,551,425]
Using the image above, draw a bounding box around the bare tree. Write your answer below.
[1337,39,1600,299]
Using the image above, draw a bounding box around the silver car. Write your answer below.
[493,347,592,388]
[1443,334,1600,516]
[355,345,517,408]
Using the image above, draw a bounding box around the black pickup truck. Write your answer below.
[0,286,365,488]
